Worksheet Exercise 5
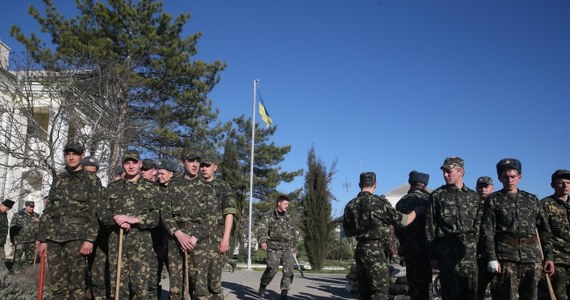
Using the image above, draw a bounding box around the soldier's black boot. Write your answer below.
[280,289,288,300]
[229,260,236,273]
[258,284,267,299]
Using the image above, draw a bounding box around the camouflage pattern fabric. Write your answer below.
[489,260,542,300]
[345,191,407,299]
[541,194,570,299]
[395,188,432,300]
[89,227,111,300]
[481,189,553,300]
[102,177,161,300]
[258,208,298,291]
[10,210,40,267]
[0,213,6,263]
[476,198,491,300]
[426,184,481,300]
[37,169,103,300]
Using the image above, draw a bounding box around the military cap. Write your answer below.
[63,141,85,154]
[141,159,157,171]
[408,170,429,185]
[551,169,570,183]
[476,176,493,187]
[122,150,140,162]
[183,148,201,161]
[25,201,35,207]
[359,172,376,187]
[81,156,100,169]
[1,199,14,209]
[201,151,220,165]
[157,159,178,173]
[440,156,464,170]
[496,158,522,175]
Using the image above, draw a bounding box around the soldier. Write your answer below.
[346,172,423,300]
[36,141,103,299]
[102,150,161,299]
[395,170,431,300]
[0,199,15,271]
[475,176,494,300]
[541,169,570,300]
[162,149,202,299]
[482,158,554,300]
[141,159,158,182]
[82,156,100,174]
[426,156,481,300]
[257,195,298,300]
[9,201,40,270]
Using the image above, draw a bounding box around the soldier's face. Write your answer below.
[64,151,85,170]
[25,204,35,214]
[183,158,200,176]
[477,184,494,198]
[123,159,142,177]
[442,167,464,185]
[0,204,8,213]
[276,200,289,213]
[200,163,217,181]
[552,178,570,196]
[498,169,521,192]
[158,169,174,184]
[141,168,157,181]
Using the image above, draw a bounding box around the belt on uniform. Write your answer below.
[52,217,90,224]
[358,239,382,246]
[497,235,537,245]
[270,239,290,243]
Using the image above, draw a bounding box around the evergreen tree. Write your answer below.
[301,146,336,270]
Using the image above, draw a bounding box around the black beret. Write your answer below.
[1,199,14,209]
[408,170,429,185]
[496,158,522,175]
[359,172,376,187]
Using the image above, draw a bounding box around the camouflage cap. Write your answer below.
[551,169,570,183]
[441,156,464,170]
[63,141,85,154]
[122,150,140,162]
[496,158,522,175]
[359,172,377,187]
[200,151,220,165]
[25,201,35,207]
[408,170,429,185]
[183,148,201,161]
[476,176,493,187]
[141,159,157,171]
[157,159,178,173]
[81,156,100,169]
[1,199,14,209]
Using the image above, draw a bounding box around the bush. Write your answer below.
[327,239,354,260]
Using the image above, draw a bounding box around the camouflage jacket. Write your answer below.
[0,212,7,246]
[426,184,481,248]
[541,195,569,265]
[10,210,40,243]
[258,208,297,250]
[354,191,407,242]
[199,178,238,241]
[481,189,553,263]
[37,169,102,243]
[395,188,430,256]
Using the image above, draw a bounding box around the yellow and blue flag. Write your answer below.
[258,95,273,127]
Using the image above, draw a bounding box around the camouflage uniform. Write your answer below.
[395,188,432,300]
[541,194,570,299]
[258,208,298,292]
[481,189,553,300]
[351,191,409,300]
[37,169,102,300]
[102,177,161,300]
[9,208,40,268]
[426,184,481,300]
[0,209,8,265]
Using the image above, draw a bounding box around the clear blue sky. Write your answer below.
[2,0,569,217]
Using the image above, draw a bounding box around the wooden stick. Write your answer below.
[536,228,557,300]
[184,251,190,300]
[38,252,46,300]
[114,228,124,300]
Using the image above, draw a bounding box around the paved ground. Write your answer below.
[160,266,356,300]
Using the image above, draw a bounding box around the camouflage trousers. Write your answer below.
[434,237,477,300]
[490,260,541,300]
[546,263,570,300]
[190,240,224,300]
[45,240,89,300]
[355,241,389,300]
[403,252,432,300]
[12,241,37,268]
[259,248,295,291]
[108,232,153,300]
[167,236,189,300]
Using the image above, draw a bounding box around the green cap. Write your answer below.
[441,156,464,170]
[122,150,140,162]
[63,141,85,154]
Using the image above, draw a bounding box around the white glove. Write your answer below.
[487,260,499,273]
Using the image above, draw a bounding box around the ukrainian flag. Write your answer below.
[258,96,273,127]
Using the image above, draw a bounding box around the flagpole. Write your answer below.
[247,79,259,270]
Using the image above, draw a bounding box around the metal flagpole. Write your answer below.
[247,79,259,270]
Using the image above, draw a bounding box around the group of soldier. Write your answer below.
[30,141,239,300]
[347,156,570,300]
